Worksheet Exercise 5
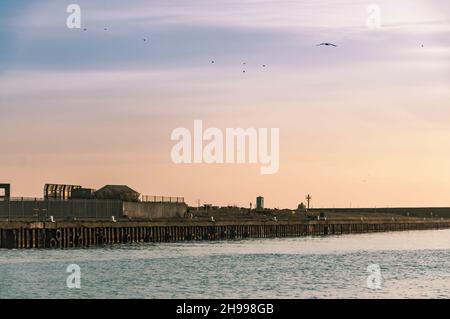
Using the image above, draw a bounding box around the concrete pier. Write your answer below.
[1,219,449,249]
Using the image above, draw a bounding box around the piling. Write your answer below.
[1,219,449,249]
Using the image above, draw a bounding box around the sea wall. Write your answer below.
[0,199,122,219]
[0,199,187,220]
[123,202,188,219]
[0,219,449,249]
[310,207,450,218]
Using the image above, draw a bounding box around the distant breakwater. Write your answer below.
[1,220,449,249]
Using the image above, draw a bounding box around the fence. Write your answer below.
[0,198,123,220]
[140,195,185,203]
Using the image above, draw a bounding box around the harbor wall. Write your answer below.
[1,219,449,249]
[310,207,450,218]
[0,198,186,220]
[123,202,187,219]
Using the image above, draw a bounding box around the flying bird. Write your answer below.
[317,42,337,47]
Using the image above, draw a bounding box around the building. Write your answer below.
[44,184,82,200]
[0,183,187,220]
[94,185,140,202]
[71,188,96,199]
[256,196,264,211]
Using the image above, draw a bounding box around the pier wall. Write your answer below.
[123,202,187,219]
[1,220,449,249]
[0,199,186,220]
[310,207,450,218]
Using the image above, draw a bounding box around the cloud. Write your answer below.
[1,0,448,75]
[5,0,447,30]
[0,0,449,204]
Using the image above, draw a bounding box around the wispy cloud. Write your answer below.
[0,0,449,206]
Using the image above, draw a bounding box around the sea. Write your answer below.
[1,228,449,299]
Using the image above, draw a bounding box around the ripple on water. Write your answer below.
[1,229,450,298]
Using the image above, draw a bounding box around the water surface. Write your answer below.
[1,229,449,298]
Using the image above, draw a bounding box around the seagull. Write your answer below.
[104,28,108,31]
[211,60,215,64]
[83,28,87,31]
[262,64,266,67]
[143,38,148,42]
[317,42,337,47]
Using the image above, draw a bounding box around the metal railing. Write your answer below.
[140,195,184,203]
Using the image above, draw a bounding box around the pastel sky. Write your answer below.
[0,0,449,208]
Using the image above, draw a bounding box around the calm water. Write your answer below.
[1,229,450,299]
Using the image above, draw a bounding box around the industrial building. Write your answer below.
[0,183,187,221]
[95,185,140,202]
[43,183,140,202]
[44,184,81,200]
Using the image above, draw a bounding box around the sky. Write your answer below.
[0,0,449,208]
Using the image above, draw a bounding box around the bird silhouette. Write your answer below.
[317,42,337,47]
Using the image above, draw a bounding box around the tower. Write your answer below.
[256,196,264,211]
[306,194,312,209]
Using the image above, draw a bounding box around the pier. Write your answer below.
[2,183,450,249]
[1,219,449,249]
